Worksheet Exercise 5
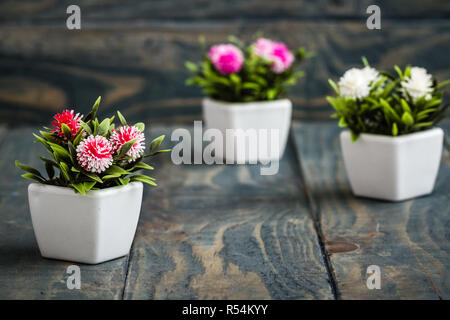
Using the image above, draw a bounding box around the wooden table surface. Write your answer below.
[0,120,449,300]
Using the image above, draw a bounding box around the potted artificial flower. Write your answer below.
[15,97,169,264]
[327,58,449,201]
[186,36,313,163]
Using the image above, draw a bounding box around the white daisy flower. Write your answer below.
[401,67,433,102]
[338,67,379,100]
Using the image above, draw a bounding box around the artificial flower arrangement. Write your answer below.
[327,58,449,201]
[16,96,168,193]
[16,97,169,264]
[185,36,313,163]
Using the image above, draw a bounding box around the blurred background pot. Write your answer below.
[202,98,292,163]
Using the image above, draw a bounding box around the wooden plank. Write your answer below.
[122,125,334,299]
[1,0,448,22]
[0,127,128,299]
[0,20,449,124]
[292,120,450,299]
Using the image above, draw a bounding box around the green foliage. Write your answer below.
[327,59,449,141]
[185,35,313,102]
[15,97,170,194]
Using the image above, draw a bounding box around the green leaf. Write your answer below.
[230,74,241,84]
[97,118,110,136]
[400,99,411,113]
[328,79,340,95]
[392,123,398,136]
[185,61,198,72]
[149,135,165,153]
[71,183,86,195]
[242,82,260,90]
[79,120,92,135]
[83,181,96,191]
[134,122,145,132]
[119,177,131,186]
[21,173,45,183]
[82,171,103,183]
[133,162,154,170]
[73,129,84,146]
[61,123,73,140]
[401,112,414,126]
[350,131,359,142]
[131,175,157,186]
[117,111,127,127]
[145,149,171,157]
[118,139,137,157]
[59,162,71,181]
[15,160,43,177]
[413,122,434,129]
[33,133,51,150]
[436,79,450,89]
[39,131,57,142]
[267,88,277,100]
[394,65,403,79]
[338,117,347,128]
[361,56,369,67]
[104,165,129,176]
[84,96,101,122]
[45,162,55,179]
[102,174,122,180]
[48,142,72,162]
[380,98,401,122]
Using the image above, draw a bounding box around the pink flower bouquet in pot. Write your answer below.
[15,97,170,264]
[186,36,313,163]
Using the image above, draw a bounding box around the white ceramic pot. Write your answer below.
[340,128,444,201]
[28,182,143,264]
[202,98,292,163]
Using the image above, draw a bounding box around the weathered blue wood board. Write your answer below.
[0,120,449,299]
[0,123,334,299]
[291,120,450,299]
[0,1,449,125]
[0,127,129,299]
[123,126,334,299]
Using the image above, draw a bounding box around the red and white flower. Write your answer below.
[51,110,82,140]
[76,135,113,173]
[110,126,145,162]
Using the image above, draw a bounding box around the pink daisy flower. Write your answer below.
[76,135,113,173]
[110,126,145,162]
[51,110,82,140]
[208,44,244,75]
[252,38,294,73]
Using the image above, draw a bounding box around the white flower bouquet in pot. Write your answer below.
[327,58,449,201]
[185,36,313,163]
[15,97,170,264]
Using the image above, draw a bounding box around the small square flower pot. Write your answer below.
[202,98,292,163]
[28,182,143,264]
[340,128,444,201]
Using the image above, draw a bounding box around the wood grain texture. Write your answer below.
[292,120,450,299]
[0,123,333,299]
[1,0,449,22]
[0,127,129,299]
[0,19,449,124]
[122,125,334,299]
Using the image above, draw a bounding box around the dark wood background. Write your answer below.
[0,0,449,125]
